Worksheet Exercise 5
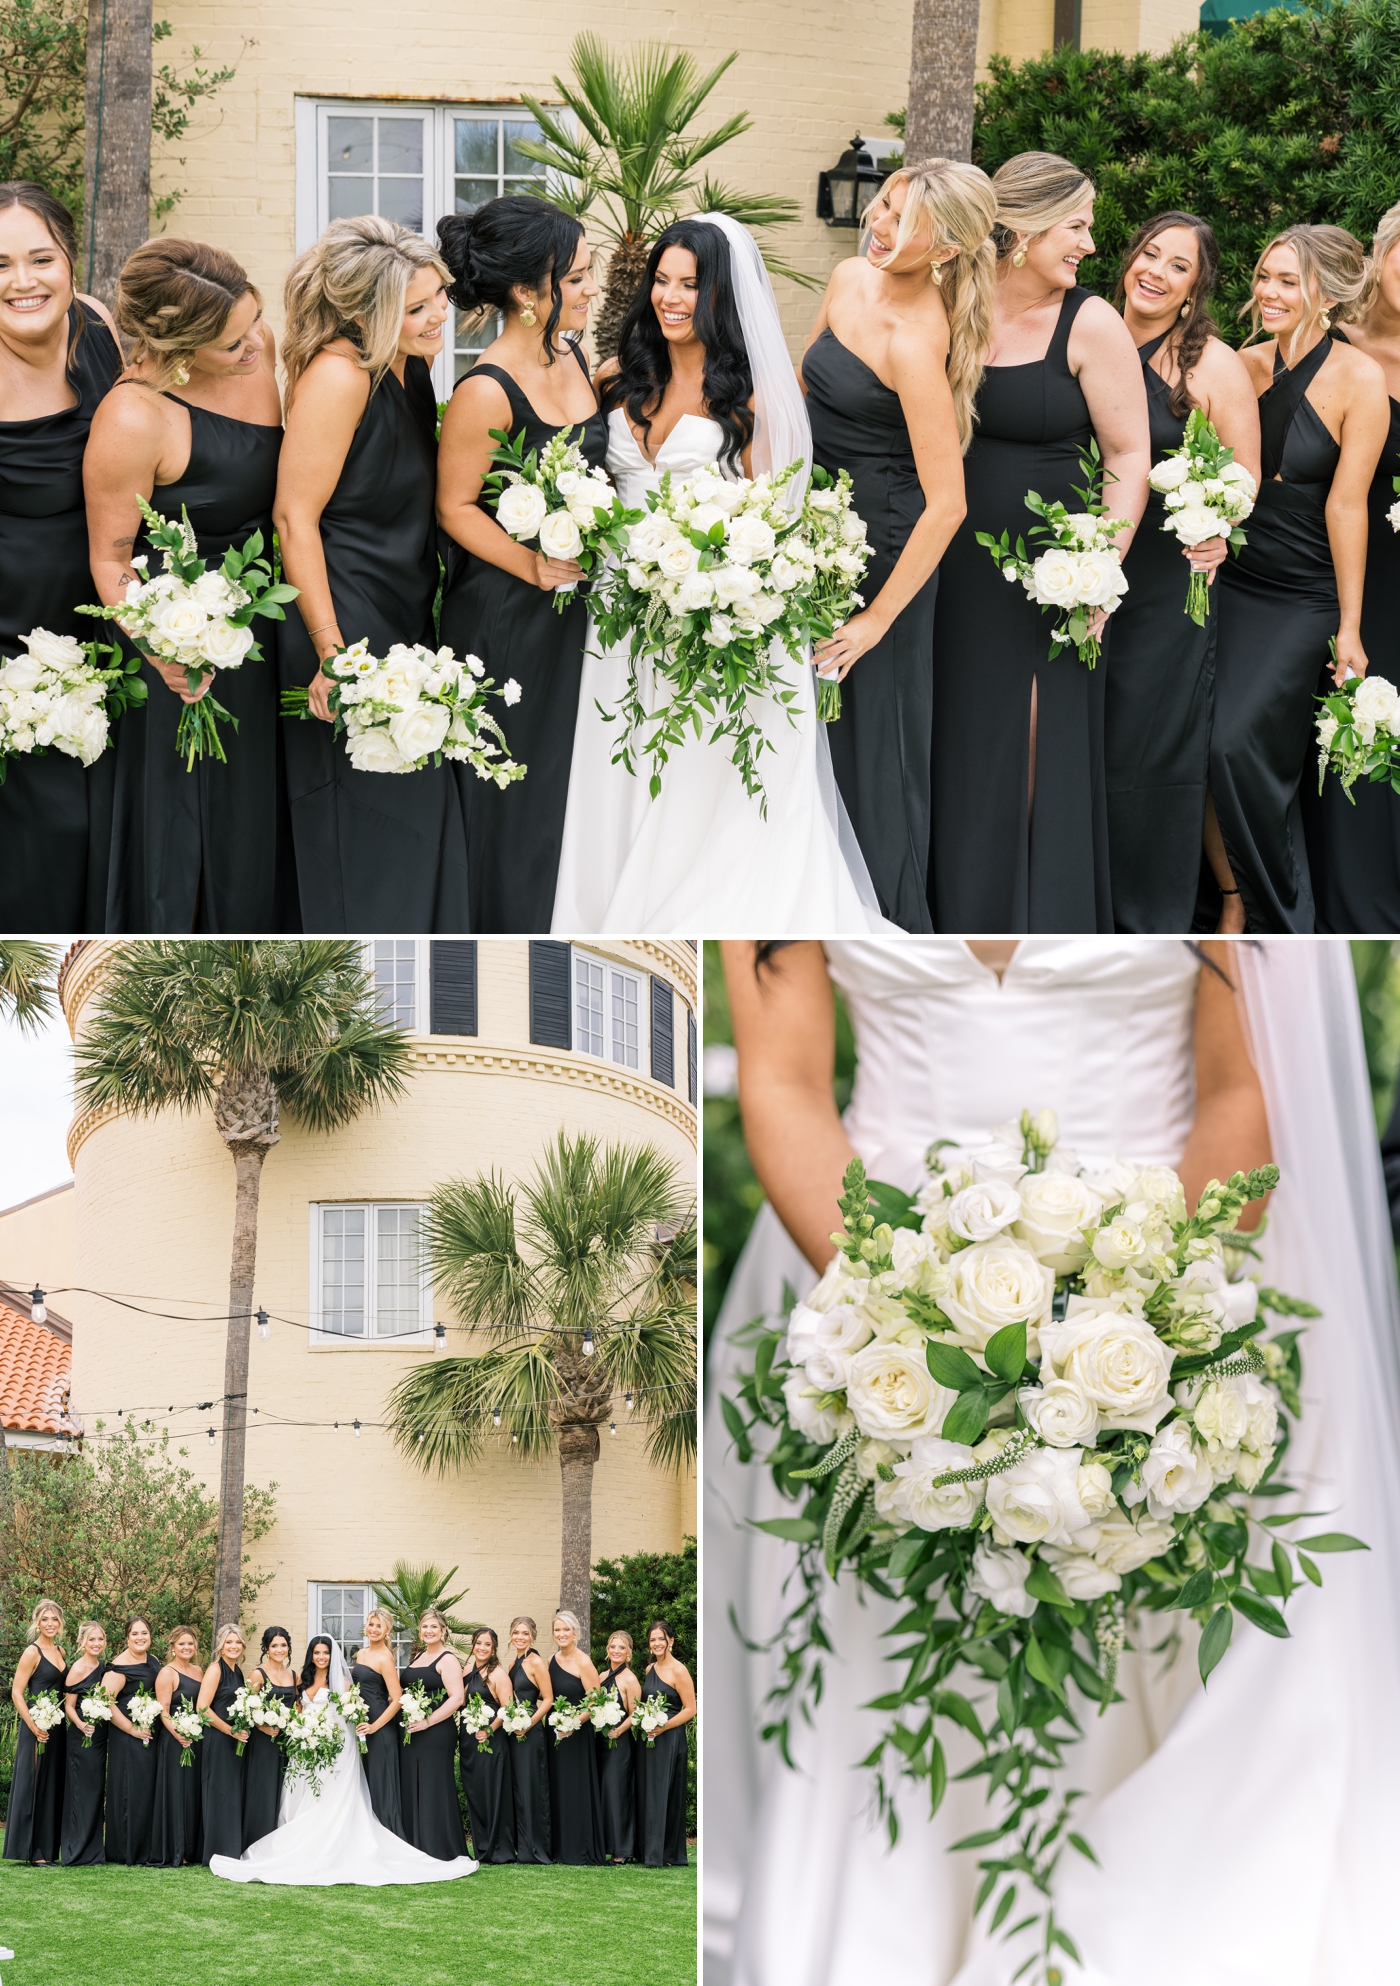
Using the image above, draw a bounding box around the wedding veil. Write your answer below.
[689,213,812,507]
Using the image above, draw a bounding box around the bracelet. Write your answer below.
[306,621,339,638]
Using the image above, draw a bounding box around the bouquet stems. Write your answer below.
[1186,567,1210,628]
[175,671,237,770]
[815,673,842,723]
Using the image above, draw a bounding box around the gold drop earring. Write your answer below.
[1180,301,1191,319]
[172,361,190,385]
[519,300,537,328]
[931,262,943,287]
[1319,309,1332,330]
[1012,245,1026,268]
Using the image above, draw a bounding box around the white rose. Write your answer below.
[1074,548,1129,610]
[149,594,209,647]
[1122,1165,1187,1222]
[201,618,256,668]
[567,493,608,531]
[708,477,746,514]
[496,482,549,540]
[1170,504,1226,547]
[20,628,84,673]
[538,508,584,561]
[947,1179,1022,1243]
[191,569,240,613]
[839,510,867,543]
[1190,1379,1250,1449]
[1076,1458,1116,1520]
[726,513,777,566]
[1177,479,1206,505]
[704,611,734,646]
[501,678,522,707]
[845,1342,955,1443]
[1027,546,1081,608]
[987,1444,1089,1547]
[554,469,584,499]
[768,554,805,594]
[657,538,700,579]
[1019,1378,1100,1449]
[1078,1510,1175,1575]
[386,699,451,764]
[805,1254,867,1315]
[1039,1302,1174,1434]
[626,515,670,562]
[1060,511,1101,547]
[883,1436,984,1531]
[966,1539,1037,1619]
[675,571,716,613]
[688,502,726,539]
[0,654,45,693]
[1232,1446,1274,1490]
[1092,1216,1150,1272]
[55,701,109,765]
[1218,460,1257,492]
[1037,1546,1122,1600]
[804,1301,874,1392]
[711,563,763,607]
[1354,675,1400,730]
[806,487,840,513]
[1014,1172,1103,1273]
[346,726,409,774]
[940,1239,1053,1358]
[1128,1418,1213,1518]
[782,1370,854,1445]
[1148,455,1191,492]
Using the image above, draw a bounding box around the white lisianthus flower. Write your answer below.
[1014,1171,1103,1274]
[500,678,522,706]
[883,1436,984,1531]
[538,509,584,561]
[1148,455,1192,492]
[554,469,584,499]
[1076,1458,1116,1519]
[496,482,549,540]
[839,509,867,543]
[803,1302,874,1391]
[1128,1418,1213,1518]
[967,1538,1038,1619]
[1037,1546,1122,1599]
[806,487,841,513]
[726,513,777,566]
[657,538,700,580]
[1122,1165,1188,1222]
[1019,1378,1101,1449]
[1170,504,1227,547]
[201,619,256,668]
[1027,546,1081,608]
[346,727,409,774]
[1060,512,1102,547]
[150,594,209,646]
[675,571,716,613]
[947,1179,1022,1243]
[1076,1510,1175,1575]
[0,654,45,693]
[940,1238,1054,1358]
[845,1342,956,1444]
[711,563,763,607]
[62,703,110,766]
[782,1370,854,1446]
[986,1444,1088,1547]
[704,611,734,646]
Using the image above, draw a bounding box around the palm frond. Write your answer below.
[423,1173,535,1331]
[0,942,60,1033]
[369,1560,479,1643]
[696,176,820,288]
[386,1343,559,1469]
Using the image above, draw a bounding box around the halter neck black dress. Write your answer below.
[149,1668,204,1865]
[507,1649,552,1862]
[60,1661,106,1865]
[438,342,606,932]
[929,287,1112,932]
[280,354,470,931]
[638,1665,688,1866]
[546,1657,603,1864]
[397,1651,468,1859]
[0,301,120,930]
[104,1654,161,1864]
[595,1663,636,1861]
[350,1660,404,1838]
[1105,333,1216,932]
[459,1664,514,1862]
[240,1674,298,1847]
[199,1658,246,1864]
[4,1647,67,1863]
[802,327,938,931]
[105,390,296,932]
[1208,336,1343,931]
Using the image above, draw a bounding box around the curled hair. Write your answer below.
[415,1606,450,1653]
[1115,211,1221,419]
[553,1608,584,1644]
[362,1608,396,1643]
[646,1618,676,1648]
[1242,224,1367,360]
[510,1615,538,1641]
[603,218,756,472]
[282,215,449,391]
[301,1636,333,1688]
[210,1622,242,1663]
[471,1627,505,1677]
[991,151,1095,262]
[75,1619,106,1653]
[1359,199,1400,320]
[260,1625,292,1658]
[28,1597,64,1642]
[873,161,997,453]
[115,238,258,388]
[0,182,78,273]
[605,1629,634,1659]
[165,1624,200,1662]
[438,195,584,366]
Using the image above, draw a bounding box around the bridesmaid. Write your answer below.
[61,1620,108,1865]
[102,1614,160,1865]
[638,1620,695,1868]
[241,1625,298,1848]
[1108,212,1261,933]
[928,152,1151,932]
[0,182,121,931]
[596,1629,640,1864]
[459,1627,515,1863]
[351,1608,405,1838]
[274,216,470,932]
[196,1623,247,1865]
[506,1615,554,1863]
[398,1608,469,1858]
[547,1609,603,1865]
[84,237,296,932]
[802,160,997,930]
[1302,200,1400,932]
[1207,225,1389,932]
[435,196,605,933]
[4,1598,68,1864]
[148,1625,204,1866]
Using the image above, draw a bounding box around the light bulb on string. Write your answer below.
[581,1327,595,1357]
[492,1406,502,1429]
[624,1391,634,1411]
[28,1287,46,1325]
[353,1419,361,1438]
[256,1308,270,1340]
[206,1427,216,1447]
[609,1420,617,1436]
[433,1324,447,1355]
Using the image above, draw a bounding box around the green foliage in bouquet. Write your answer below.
[1316,653,1400,799]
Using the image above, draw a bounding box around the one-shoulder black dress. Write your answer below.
[1105,333,1215,933]
[546,1658,603,1864]
[438,342,606,933]
[280,355,470,931]
[929,287,1112,932]
[351,1661,404,1838]
[199,1658,246,1864]
[507,1650,552,1863]
[4,1648,67,1863]
[638,1666,688,1867]
[104,392,296,931]
[148,1669,203,1865]
[104,1655,160,1864]
[802,327,938,932]
[60,1664,106,1865]
[459,1664,514,1862]
[0,301,121,930]
[596,1664,636,1861]
[1209,336,1344,931]
[398,1652,469,1859]
[240,1676,298,1847]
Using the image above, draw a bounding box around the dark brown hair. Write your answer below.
[115,237,258,383]
[1115,211,1220,419]
[0,182,78,272]
[471,1627,505,1679]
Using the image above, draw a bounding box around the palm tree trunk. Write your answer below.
[595,234,653,364]
[83,0,152,300]
[556,1423,599,1643]
[905,0,981,166]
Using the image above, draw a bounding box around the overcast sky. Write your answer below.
[0,991,75,1217]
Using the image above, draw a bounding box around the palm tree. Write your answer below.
[386,1132,697,1644]
[371,1561,480,1653]
[905,0,981,165]
[517,35,813,359]
[0,941,60,1031]
[72,941,412,1626]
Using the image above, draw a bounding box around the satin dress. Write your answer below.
[4,1649,68,1863]
[507,1651,552,1863]
[103,1656,161,1865]
[397,1653,469,1860]
[148,1670,204,1865]
[199,1658,246,1864]
[596,1664,636,1861]
[546,1658,603,1864]
[59,1666,106,1865]
[240,1677,298,1847]
[351,1661,404,1839]
[459,1664,514,1862]
[638,1667,688,1867]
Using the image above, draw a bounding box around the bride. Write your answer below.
[550,213,891,936]
[704,937,1400,1984]
[210,1635,477,1887]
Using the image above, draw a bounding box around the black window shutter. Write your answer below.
[687,1006,697,1104]
[429,941,477,1036]
[530,941,572,1048]
[650,977,675,1087]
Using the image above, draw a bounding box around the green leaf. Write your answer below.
[934,1690,985,1743]
[1233,1587,1291,1638]
[887,1533,931,1580]
[942,1390,991,1446]
[749,1516,820,1542]
[1171,1566,1213,1611]
[1068,1831,1099,1864]
[1024,1559,1073,1610]
[867,1179,917,1225]
[1271,1540,1295,1600]
[990,1884,1018,1932]
[1025,1632,1068,1702]
[1296,1533,1369,1553]
[1050,1925,1083,1962]
[1297,1550,1322,1585]
[925,1341,983,1391]
[719,1393,751,1462]
[996,1671,1017,1739]
[984,1319,1028,1385]
[929,1734,947,1813]
[1198,1604,1233,1685]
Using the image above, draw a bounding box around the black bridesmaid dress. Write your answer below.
[1105,334,1215,933]
[148,1671,203,1865]
[638,1668,688,1867]
[546,1659,603,1865]
[0,300,121,931]
[351,1661,404,1839]
[507,1649,552,1863]
[103,1655,160,1865]
[802,328,938,932]
[1301,389,1400,931]
[459,1664,514,1862]
[105,393,297,932]
[280,355,470,932]
[1208,335,1344,932]
[438,342,606,933]
[3,1649,67,1863]
[240,1676,298,1847]
[595,1665,636,1862]
[928,287,1112,933]
[199,1658,246,1865]
[60,1667,106,1865]
[397,1653,469,1859]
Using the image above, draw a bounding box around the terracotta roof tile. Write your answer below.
[0,1299,71,1436]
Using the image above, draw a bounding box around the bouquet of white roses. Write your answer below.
[802,467,871,723]
[458,1692,498,1754]
[78,1693,113,1746]
[1316,664,1400,801]
[127,1689,162,1742]
[225,1685,266,1755]
[500,1696,535,1741]
[28,1689,65,1744]
[399,1683,441,1746]
[483,423,637,614]
[0,628,147,780]
[1147,408,1256,625]
[168,1703,207,1766]
[978,444,1132,667]
[726,1113,1360,1980]
[77,494,297,769]
[630,1694,671,1747]
[282,639,524,784]
[283,1696,345,1792]
[334,1682,371,1756]
[583,1686,625,1734]
[547,1696,586,1740]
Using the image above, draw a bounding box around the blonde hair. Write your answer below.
[165,1625,200,1662]
[212,1623,244,1663]
[991,152,1095,263]
[1242,224,1368,358]
[1358,201,1400,320]
[877,159,997,454]
[28,1598,64,1640]
[364,1607,396,1641]
[115,238,259,386]
[553,1609,584,1643]
[76,1619,106,1652]
[605,1629,634,1658]
[282,215,451,391]
[510,1615,537,1639]
[415,1606,450,1652]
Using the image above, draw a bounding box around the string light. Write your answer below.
[28,1287,47,1324]
[433,1324,447,1355]
[206,1427,216,1446]
[352,1419,361,1438]
[581,1327,594,1357]
[491,1406,502,1428]
[625,1391,634,1411]
[256,1308,270,1340]
[609,1421,617,1436]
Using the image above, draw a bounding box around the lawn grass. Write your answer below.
[0,1852,696,1985]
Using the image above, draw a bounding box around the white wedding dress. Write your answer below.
[705,938,1400,1986]
[550,411,893,936]
[209,1682,478,1887]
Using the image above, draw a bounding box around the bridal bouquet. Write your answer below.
[547,1697,586,1740]
[283,1697,345,1792]
[1315,666,1400,800]
[630,1694,671,1747]
[127,1689,162,1743]
[0,629,146,779]
[78,1693,113,1746]
[484,424,637,613]
[334,1682,370,1755]
[226,1685,266,1755]
[399,1683,441,1745]
[978,445,1132,667]
[726,1113,1362,1981]
[282,640,524,784]
[500,1696,535,1741]
[168,1703,207,1766]
[77,496,297,768]
[802,467,872,724]
[28,1690,64,1745]
[458,1693,498,1755]
[1146,409,1256,624]
[584,1687,625,1735]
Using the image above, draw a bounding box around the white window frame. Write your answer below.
[570,946,648,1073]
[363,938,429,1035]
[308,1582,413,1665]
[309,1201,433,1348]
